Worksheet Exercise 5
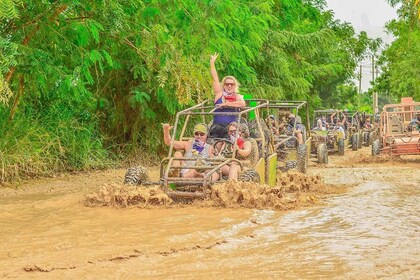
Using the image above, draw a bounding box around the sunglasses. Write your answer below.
[194,132,205,136]
[224,82,235,87]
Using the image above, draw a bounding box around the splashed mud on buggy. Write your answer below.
[84,171,345,210]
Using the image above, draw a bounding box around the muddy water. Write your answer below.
[1,165,419,279]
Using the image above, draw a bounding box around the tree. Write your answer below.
[377,0,420,100]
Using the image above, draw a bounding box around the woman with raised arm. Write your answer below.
[209,53,246,139]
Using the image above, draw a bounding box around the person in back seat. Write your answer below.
[408,113,420,131]
[219,122,255,180]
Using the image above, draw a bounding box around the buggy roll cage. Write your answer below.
[312,109,337,128]
[375,98,420,156]
[265,100,311,146]
[160,99,270,197]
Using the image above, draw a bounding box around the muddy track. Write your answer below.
[0,146,419,279]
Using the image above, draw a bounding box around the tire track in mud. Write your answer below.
[22,239,229,273]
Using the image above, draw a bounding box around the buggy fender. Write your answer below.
[266,153,277,187]
[254,158,265,185]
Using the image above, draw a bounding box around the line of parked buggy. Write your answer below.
[124,97,420,200]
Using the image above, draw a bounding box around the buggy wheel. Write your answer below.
[296,144,308,173]
[351,134,358,151]
[317,143,328,164]
[238,169,260,183]
[363,132,369,147]
[337,138,345,156]
[368,131,376,145]
[372,139,381,156]
[124,166,148,185]
[285,160,297,171]
[358,133,363,149]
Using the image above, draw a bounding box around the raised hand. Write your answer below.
[162,123,173,131]
[210,52,219,64]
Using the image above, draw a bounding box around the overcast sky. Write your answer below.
[325,0,398,91]
[325,0,398,43]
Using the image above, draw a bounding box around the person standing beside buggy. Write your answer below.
[209,53,246,139]
[162,123,218,180]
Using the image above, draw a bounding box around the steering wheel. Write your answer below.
[213,138,235,157]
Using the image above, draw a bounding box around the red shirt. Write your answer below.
[236,137,245,149]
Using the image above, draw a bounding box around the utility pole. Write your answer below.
[359,64,362,94]
[372,55,375,83]
[371,55,378,114]
[358,64,362,109]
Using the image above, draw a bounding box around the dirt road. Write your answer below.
[0,147,419,279]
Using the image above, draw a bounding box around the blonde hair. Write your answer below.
[221,76,240,93]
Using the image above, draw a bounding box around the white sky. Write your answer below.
[325,0,398,91]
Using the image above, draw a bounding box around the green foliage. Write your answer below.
[0,0,374,181]
[0,0,22,20]
[0,37,18,104]
[377,0,420,100]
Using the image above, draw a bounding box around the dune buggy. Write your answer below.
[372,97,420,156]
[263,100,312,173]
[310,109,345,164]
[342,110,362,150]
[359,112,378,147]
[124,99,278,200]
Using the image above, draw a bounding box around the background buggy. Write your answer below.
[372,97,420,156]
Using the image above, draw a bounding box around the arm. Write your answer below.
[216,93,246,108]
[210,53,223,102]
[330,112,336,124]
[208,145,215,158]
[341,113,347,126]
[162,124,188,150]
[236,141,252,158]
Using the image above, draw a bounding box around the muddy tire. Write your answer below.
[238,169,260,183]
[358,133,363,149]
[317,143,328,164]
[351,134,358,151]
[372,139,381,156]
[337,138,345,156]
[296,144,308,173]
[287,160,297,168]
[124,166,149,185]
[369,131,376,145]
[363,132,369,147]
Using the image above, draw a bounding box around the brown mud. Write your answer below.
[0,147,419,279]
[84,172,347,210]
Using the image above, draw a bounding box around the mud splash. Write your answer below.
[84,184,172,207]
[355,154,420,164]
[84,172,346,210]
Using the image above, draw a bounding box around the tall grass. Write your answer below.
[0,109,110,183]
